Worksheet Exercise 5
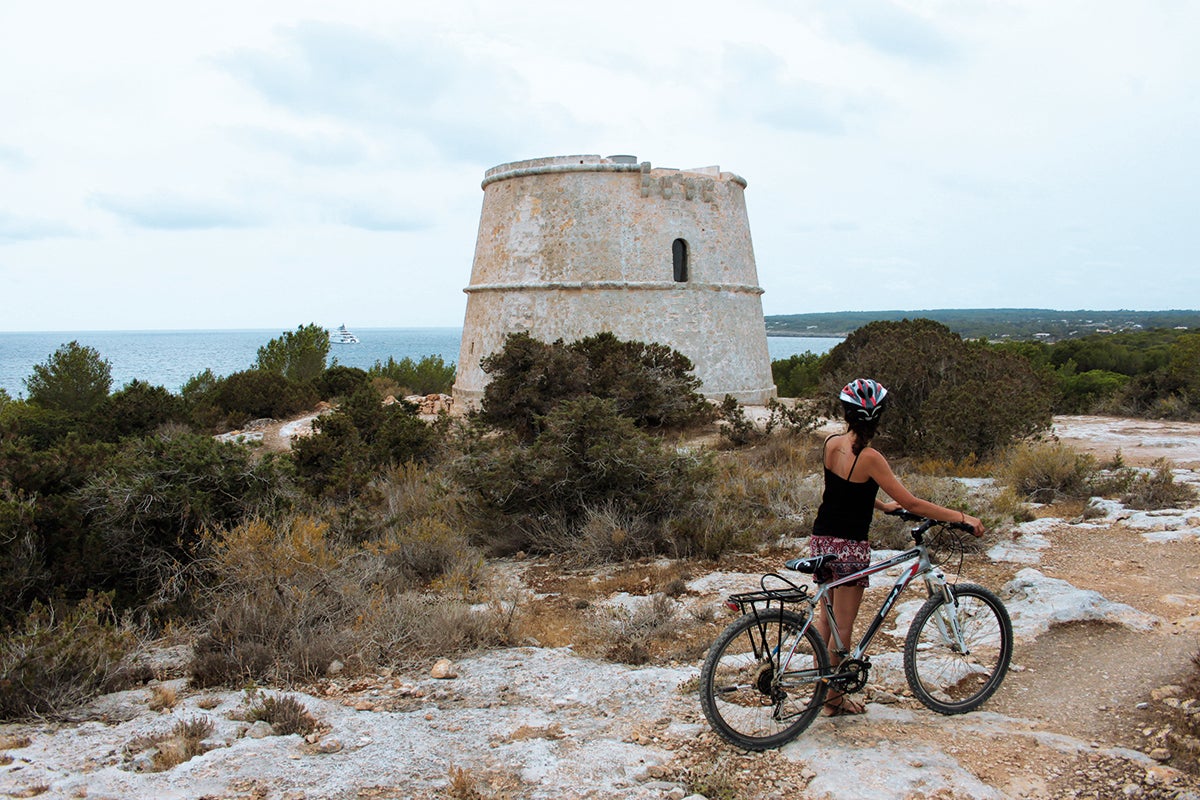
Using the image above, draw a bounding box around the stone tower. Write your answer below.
[453,154,776,406]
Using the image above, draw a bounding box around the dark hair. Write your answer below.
[843,406,881,455]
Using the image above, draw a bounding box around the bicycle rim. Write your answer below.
[904,584,1013,714]
[699,609,828,750]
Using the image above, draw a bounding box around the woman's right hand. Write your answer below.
[964,514,985,537]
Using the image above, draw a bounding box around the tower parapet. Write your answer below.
[454,154,776,406]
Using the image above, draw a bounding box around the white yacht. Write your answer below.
[331,324,360,344]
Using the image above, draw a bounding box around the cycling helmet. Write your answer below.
[839,378,889,421]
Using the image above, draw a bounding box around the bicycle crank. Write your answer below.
[830,658,870,693]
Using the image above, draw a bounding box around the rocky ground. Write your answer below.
[2,416,1199,800]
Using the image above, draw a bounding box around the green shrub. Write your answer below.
[1000,441,1096,503]
[772,351,825,397]
[93,380,187,441]
[821,319,1056,459]
[25,341,112,414]
[1055,367,1129,415]
[315,365,370,400]
[255,323,330,384]
[0,434,114,612]
[454,396,712,556]
[292,386,440,499]
[478,332,711,441]
[0,592,136,720]
[0,400,79,448]
[478,333,590,441]
[568,332,712,429]
[368,355,456,396]
[204,370,317,429]
[77,431,295,604]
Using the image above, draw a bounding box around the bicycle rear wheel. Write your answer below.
[699,608,828,750]
[903,583,1012,714]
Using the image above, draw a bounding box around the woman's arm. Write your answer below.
[861,449,986,536]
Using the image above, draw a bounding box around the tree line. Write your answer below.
[774,321,1200,420]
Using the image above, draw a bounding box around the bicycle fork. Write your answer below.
[927,582,970,655]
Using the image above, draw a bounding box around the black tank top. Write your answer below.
[811,437,880,542]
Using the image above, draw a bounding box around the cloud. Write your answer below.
[334,203,430,233]
[218,22,531,164]
[0,211,75,244]
[721,45,850,134]
[0,145,29,169]
[91,193,259,230]
[234,127,370,167]
[819,0,958,63]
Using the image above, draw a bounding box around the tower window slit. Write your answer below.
[672,238,689,282]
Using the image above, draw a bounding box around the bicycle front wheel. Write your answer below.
[903,583,1013,714]
[699,609,829,750]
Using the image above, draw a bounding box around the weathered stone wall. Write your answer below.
[454,154,776,405]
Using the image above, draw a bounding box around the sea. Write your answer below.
[0,329,842,398]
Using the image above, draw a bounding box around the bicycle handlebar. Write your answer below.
[885,508,976,534]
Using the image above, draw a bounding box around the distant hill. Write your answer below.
[765,309,1200,342]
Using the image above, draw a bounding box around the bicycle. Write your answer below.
[699,510,1013,750]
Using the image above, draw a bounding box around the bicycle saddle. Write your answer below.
[785,554,837,573]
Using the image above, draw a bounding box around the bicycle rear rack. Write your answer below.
[726,573,810,616]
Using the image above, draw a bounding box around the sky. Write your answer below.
[1,0,1197,332]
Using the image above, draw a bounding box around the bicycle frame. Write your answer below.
[775,538,956,686]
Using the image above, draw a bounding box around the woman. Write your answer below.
[811,378,985,716]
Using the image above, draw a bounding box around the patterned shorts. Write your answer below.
[810,535,871,587]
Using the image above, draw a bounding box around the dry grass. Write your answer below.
[1121,459,1198,510]
[129,715,214,772]
[1000,441,1096,503]
[248,693,317,736]
[444,765,524,800]
[147,684,178,712]
[1157,651,1200,775]
[190,515,503,687]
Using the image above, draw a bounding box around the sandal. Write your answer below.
[822,692,866,717]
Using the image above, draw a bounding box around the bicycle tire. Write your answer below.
[699,608,829,750]
[903,583,1012,714]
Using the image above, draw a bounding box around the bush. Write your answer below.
[255,323,330,384]
[820,319,1055,459]
[454,396,712,557]
[189,516,503,686]
[1000,441,1096,503]
[1121,459,1198,510]
[248,693,317,736]
[204,370,317,429]
[478,333,590,440]
[77,431,295,605]
[368,355,456,396]
[292,386,440,499]
[478,332,711,440]
[189,517,355,686]
[1055,367,1129,415]
[314,365,370,400]
[0,434,114,613]
[93,380,187,441]
[772,351,825,397]
[0,592,136,720]
[25,341,112,414]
